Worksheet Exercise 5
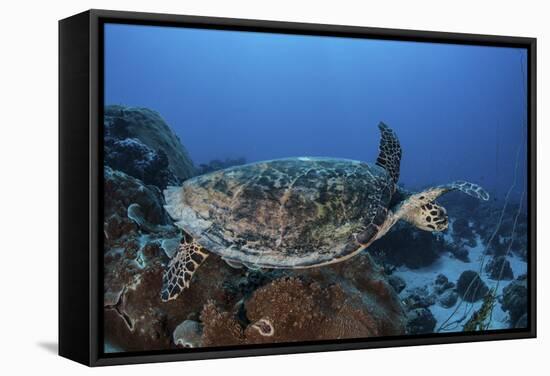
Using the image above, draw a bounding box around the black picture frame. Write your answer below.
[59,9,537,367]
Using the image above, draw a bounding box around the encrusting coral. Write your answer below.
[200,256,406,347]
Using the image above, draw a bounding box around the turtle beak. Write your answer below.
[436,217,449,231]
[433,206,449,231]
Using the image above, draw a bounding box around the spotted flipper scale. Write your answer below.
[375,122,402,186]
[449,181,490,201]
[411,181,490,207]
[161,235,209,302]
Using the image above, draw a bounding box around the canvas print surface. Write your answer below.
[102,23,529,353]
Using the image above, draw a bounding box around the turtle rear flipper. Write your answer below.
[375,122,402,185]
[161,236,209,302]
[394,180,489,232]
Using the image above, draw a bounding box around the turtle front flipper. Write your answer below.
[375,122,402,186]
[161,234,209,302]
[394,181,489,232]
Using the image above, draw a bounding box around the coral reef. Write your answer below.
[101,105,529,350]
[105,250,407,350]
[103,163,407,350]
[200,255,407,346]
[102,166,179,350]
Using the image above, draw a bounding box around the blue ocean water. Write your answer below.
[104,23,527,200]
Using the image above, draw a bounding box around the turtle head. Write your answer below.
[402,201,449,232]
[392,180,488,233]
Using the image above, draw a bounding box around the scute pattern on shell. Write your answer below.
[164,157,394,268]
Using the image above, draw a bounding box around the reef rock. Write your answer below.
[501,277,528,327]
[402,287,436,310]
[485,256,514,281]
[438,289,458,308]
[406,308,436,334]
[433,273,458,308]
[435,273,449,286]
[103,166,174,245]
[105,137,179,188]
[388,275,406,294]
[104,105,195,183]
[434,273,455,295]
[104,262,172,351]
[371,222,446,269]
[104,243,246,351]
[456,270,489,303]
[103,166,183,351]
[448,242,470,262]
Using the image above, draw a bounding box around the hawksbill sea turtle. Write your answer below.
[161,122,489,301]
